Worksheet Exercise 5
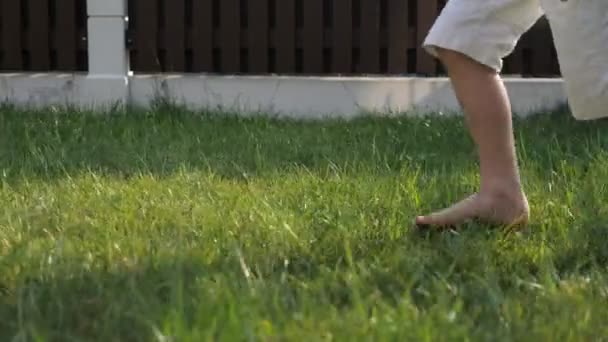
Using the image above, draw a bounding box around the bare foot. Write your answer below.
[416,190,529,229]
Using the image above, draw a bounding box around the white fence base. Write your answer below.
[1,0,563,119]
[0,73,567,119]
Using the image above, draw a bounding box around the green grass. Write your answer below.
[0,106,607,341]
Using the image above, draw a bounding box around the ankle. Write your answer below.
[479,181,525,201]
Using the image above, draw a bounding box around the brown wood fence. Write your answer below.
[128,0,560,76]
[0,0,88,71]
[0,0,560,76]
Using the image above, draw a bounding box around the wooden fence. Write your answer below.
[128,0,560,76]
[0,0,560,76]
[0,0,88,71]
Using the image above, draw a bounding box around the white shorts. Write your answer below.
[423,0,608,120]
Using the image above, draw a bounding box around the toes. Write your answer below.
[416,210,469,227]
[415,196,479,228]
[415,214,456,230]
[415,216,429,225]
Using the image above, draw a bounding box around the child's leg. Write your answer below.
[416,48,528,227]
[415,0,543,227]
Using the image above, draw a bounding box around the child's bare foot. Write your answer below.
[416,189,529,229]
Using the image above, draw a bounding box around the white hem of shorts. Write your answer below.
[421,11,520,73]
[422,42,502,73]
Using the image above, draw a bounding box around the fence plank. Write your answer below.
[28,0,50,70]
[76,0,88,70]
[219,0,240,73]
[359,0,379,73]
[249,0,269,73]
[416,0,438,74]
[55,0,77,70]
[504,44,523,75]
[164,0,185,71]
[133,0,159,72]
[548,44,560,76]
[532,19,554,76]
[191,0,213,72]
[302,0,323,73]
[1,0,22,70]
[276,0,295,73]
[387,0,408,73]
[332,0,352,74]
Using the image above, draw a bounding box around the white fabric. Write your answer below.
[423,0,608,120]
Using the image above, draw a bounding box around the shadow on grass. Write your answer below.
[0,105,606,184]
[0,234,415,340]
[0,257,239,340]
[0,230,533,340]
[2,217,607,341]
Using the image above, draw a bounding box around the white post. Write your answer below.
[82,0,129,108]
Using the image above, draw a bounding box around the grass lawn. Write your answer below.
[0,106,607,341]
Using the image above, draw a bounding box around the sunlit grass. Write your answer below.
[0,107,607,341]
